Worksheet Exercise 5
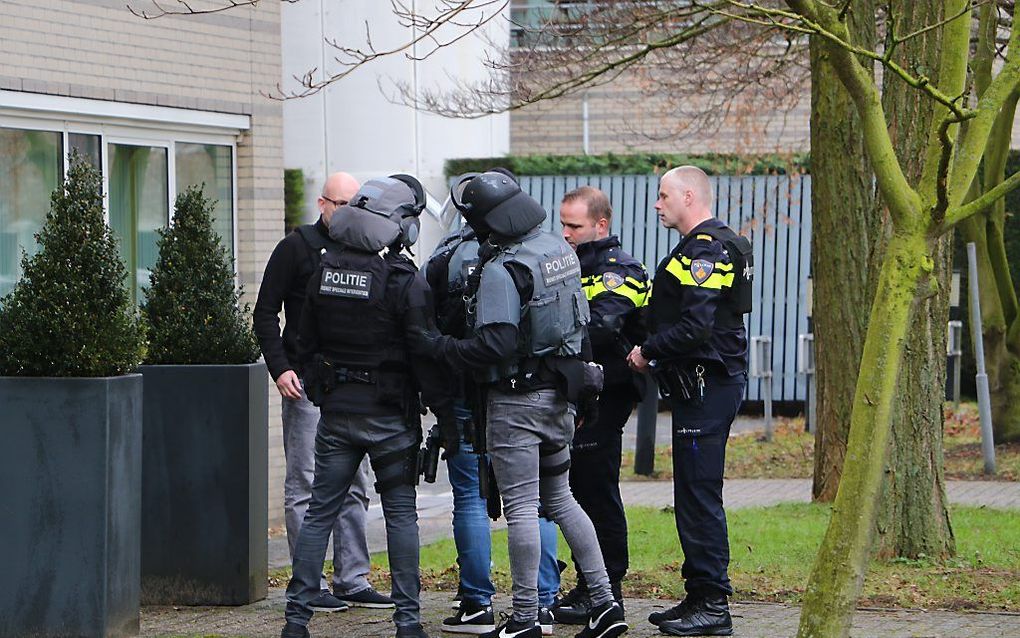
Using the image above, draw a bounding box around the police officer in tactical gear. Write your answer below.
[424,173,561,635]
[281,175,453,638]
[628,166,752,637]
[418,172,628,638]
[254,172,388,613]
[553,186,650,624]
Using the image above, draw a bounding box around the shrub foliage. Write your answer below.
[444,152,810,179]
[142,186,259,365]
[0,154,145,377]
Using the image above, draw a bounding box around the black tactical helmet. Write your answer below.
[456,171,521,216]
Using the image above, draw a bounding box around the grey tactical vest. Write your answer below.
[472,229,590,382]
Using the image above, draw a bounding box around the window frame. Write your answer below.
[0,93,246,261]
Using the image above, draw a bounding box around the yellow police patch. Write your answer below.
[603,272,624,290]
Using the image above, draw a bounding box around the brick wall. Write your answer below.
[511,67,811,156]
[0,0,288,527]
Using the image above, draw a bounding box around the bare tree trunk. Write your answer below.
[875,0,954,560]
[809,0,879,502]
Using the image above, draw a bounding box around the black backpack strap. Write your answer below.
[678,224,753,315]
[296,224,342,270]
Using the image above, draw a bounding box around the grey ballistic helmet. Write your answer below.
[453,169,545,240]
[329,174,425,252]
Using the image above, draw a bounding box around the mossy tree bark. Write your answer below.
[875,0,954,561]
[809,0,879,503]
[960,3,1020,444]
[786,0,1020,634]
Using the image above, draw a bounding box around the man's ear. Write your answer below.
[596,217,610,233]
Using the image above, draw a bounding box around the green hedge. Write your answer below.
[444,152,810,179]
[284,168,305,233]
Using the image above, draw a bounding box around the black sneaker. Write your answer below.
[657,597,732,637]
[479,615,542,638]
[538,607,554,636]
[442,602,496,634]
[308,590,349,613]
[281,621,310,638]
[397,623,431,638]
[551,586,591,625]
[574,601,627,638]
[337,587,395,609]
[647,596,698,626]
[452,584,466,609]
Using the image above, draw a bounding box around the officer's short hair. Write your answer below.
[562,186,612,223]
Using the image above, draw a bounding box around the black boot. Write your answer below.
[657,596,732,637]
[550,584,592,625]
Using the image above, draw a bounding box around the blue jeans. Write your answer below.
[446,437,496,606]
[538,517,560,607]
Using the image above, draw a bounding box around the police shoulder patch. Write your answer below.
[690,259,714,285]
[603,271,625,290]
[695,234,714,241]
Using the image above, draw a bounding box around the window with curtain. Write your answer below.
[108,143,169,304]
[175,143,234,256]
[69,133,102,173]
[0,128,62,299]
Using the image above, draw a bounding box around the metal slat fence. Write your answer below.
[519,174,812,403]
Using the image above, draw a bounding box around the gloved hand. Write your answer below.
[575,392,600,429]
[436,409,460,458]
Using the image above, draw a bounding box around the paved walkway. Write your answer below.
[142,590,1020,637]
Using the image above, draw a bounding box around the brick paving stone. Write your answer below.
[141,591,1020,638]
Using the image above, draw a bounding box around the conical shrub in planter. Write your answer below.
[0,154,145,638]
[138,186,268,605]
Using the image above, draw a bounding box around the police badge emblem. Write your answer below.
[690,259,714,285]
[603,272,625,290]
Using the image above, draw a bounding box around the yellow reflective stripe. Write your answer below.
[665,257,734,290]
[582,273,650,307]
[679,256,692,266]
[715,261,733,272]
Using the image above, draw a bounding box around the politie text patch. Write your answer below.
[320,268,372,299]
[541,251,582,287]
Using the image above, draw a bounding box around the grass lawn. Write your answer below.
[269,503,1020,612]
[621,403,1020,481]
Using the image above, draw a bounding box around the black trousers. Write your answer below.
[567,385,636,586]
[670,373,745,598]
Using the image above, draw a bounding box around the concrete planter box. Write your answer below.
[138,363,268,606]
[0,374,143,638]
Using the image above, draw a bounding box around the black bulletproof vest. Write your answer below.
[312,248,409,381]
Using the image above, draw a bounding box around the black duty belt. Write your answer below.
[332,367,375,385]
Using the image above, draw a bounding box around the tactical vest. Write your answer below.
[473,230,590,383]
[429,228,480,338]
[310,247,412,410]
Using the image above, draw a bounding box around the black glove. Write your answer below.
[575,362,603,428]
[436,409,460,458]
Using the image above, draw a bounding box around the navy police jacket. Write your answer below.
[576,235,650,388]
[642,219,748,378]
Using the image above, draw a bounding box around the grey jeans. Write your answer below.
[285,412,421,628]
[487,388,613,623]
[282,388,371,594]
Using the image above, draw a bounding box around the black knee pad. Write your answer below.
[371,445,419,493]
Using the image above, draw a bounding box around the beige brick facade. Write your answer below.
[1,0,287,526]
[511,68,812,156]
